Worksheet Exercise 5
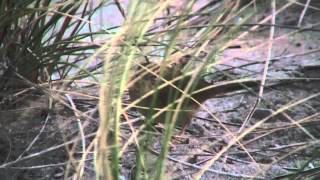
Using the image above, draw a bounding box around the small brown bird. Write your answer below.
[128,61,257,133]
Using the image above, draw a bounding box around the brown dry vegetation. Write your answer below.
[0,0,320,179]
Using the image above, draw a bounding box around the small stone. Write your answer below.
[252,108,286,122]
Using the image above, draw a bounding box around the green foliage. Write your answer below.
[275,147,320,180]
[0,0,104,89]
[95,1,254,180]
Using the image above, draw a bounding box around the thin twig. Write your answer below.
[65,94,86,178]
[17,114,51,159]
[149,149,265,179]
[238,0,276,133]
[0,132,96,169]
[298,0,311,27]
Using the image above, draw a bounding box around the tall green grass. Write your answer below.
[0,0,106,90]
[95,0,254,179]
